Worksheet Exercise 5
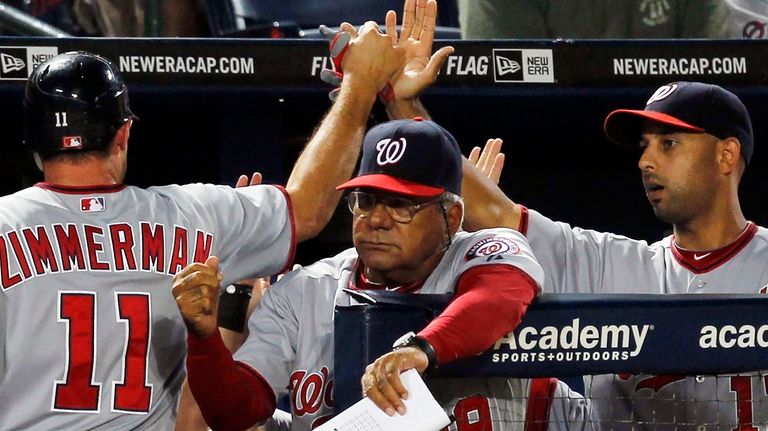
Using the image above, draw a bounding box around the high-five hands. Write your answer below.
[319,0,453,105]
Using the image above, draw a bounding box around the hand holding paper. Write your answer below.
[316,369,450,431]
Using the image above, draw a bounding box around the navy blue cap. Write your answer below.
[337,118,462,197]
[604,82,754,164]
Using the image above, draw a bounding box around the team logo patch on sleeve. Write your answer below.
[465,237,520,261]
[80,197,105,213]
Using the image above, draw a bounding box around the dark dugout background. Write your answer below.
[1,38,766,265]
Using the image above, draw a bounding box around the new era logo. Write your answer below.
[0,46,58,80]
[495,56,521,76]
[62,136,82,149]
[80,197,105,213]
[0,48,27,79]
[1,53,24,74]
[492,49,555,83]
[493,50,523,82]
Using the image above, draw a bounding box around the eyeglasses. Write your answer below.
[346,191,442,224]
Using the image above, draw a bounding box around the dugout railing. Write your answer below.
[335,292,768,430]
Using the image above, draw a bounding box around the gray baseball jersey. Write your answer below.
[726,0,768,39]
[0,182,294,430]
[525,208,768,430]
[235,228,587,431]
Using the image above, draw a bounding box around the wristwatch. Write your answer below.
[217,283,253,332]
[392,331,439,375]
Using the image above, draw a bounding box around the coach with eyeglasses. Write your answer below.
[173,117,589,430]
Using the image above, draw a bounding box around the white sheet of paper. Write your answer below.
[315,369,451,431]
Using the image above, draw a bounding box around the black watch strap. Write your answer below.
[393,331,439,375]
[217,283,253,332]
[223,283,253,296]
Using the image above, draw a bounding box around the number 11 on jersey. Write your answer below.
[52,291,153,413]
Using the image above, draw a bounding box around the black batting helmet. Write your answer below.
[23,51,137,157]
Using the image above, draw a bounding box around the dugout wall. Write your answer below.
[0,38,767,263]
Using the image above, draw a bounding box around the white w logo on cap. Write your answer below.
[376,138,407,165]
[646,83,678,106]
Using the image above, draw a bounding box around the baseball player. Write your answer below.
[173,2,459,430]
[0,35,402,430]
[462,82,768,429]
[174,117,591,431]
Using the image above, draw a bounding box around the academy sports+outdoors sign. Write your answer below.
[453,293,768,378]
[335,292,768,380]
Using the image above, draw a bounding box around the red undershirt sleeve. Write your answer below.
[186,331,277,431]
[518,205,530,236]
[417,264,538,365]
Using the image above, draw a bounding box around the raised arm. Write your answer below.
[462,139,522,231]
[173,257,278,430]
[287,22,404,242]
[176,172,269,431]
[381,0,454,120]
[326,0,453,121]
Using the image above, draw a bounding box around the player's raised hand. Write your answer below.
[173,256,223,338]
[319,0,451,107]
[235,172,263,188]
[385,0,454,102]
[468,138,505,185]
[361,347,428,416]
[340,21,404,95]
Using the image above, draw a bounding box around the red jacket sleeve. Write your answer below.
[186,332,277,431]
[417,264,537,365]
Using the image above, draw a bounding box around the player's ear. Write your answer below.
[445,200,463,236]
[717,137,740,175]
[33,152,44,172]
[113,120,132,152]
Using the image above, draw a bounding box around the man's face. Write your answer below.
[637,121,721,225]
[350,190,452,285]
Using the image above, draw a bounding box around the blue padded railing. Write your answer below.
[334,292,768,411]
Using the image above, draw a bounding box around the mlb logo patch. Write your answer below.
[80,197,105,213]
[62,136,83,149]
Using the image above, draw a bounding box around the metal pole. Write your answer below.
[0,1,71,37]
